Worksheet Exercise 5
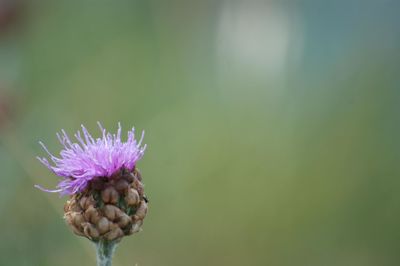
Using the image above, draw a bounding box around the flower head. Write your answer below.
[36,122,146,195]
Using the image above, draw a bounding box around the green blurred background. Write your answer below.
[1,0,400,265]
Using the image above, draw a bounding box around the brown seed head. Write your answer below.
[63,169,147,242]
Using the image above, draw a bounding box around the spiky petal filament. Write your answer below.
[36,122,146,195]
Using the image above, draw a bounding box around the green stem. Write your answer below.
[95,240,118,266]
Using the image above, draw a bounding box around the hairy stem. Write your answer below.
[95,240,118,266]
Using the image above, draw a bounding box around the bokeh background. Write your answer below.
[0,0,400,265]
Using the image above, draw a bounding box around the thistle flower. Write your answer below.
[36,123,148,266]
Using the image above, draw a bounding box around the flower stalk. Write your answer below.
[95,240,118,266]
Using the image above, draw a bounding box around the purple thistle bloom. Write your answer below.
[36,122,146,195]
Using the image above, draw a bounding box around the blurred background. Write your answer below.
[0,0,400,265]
